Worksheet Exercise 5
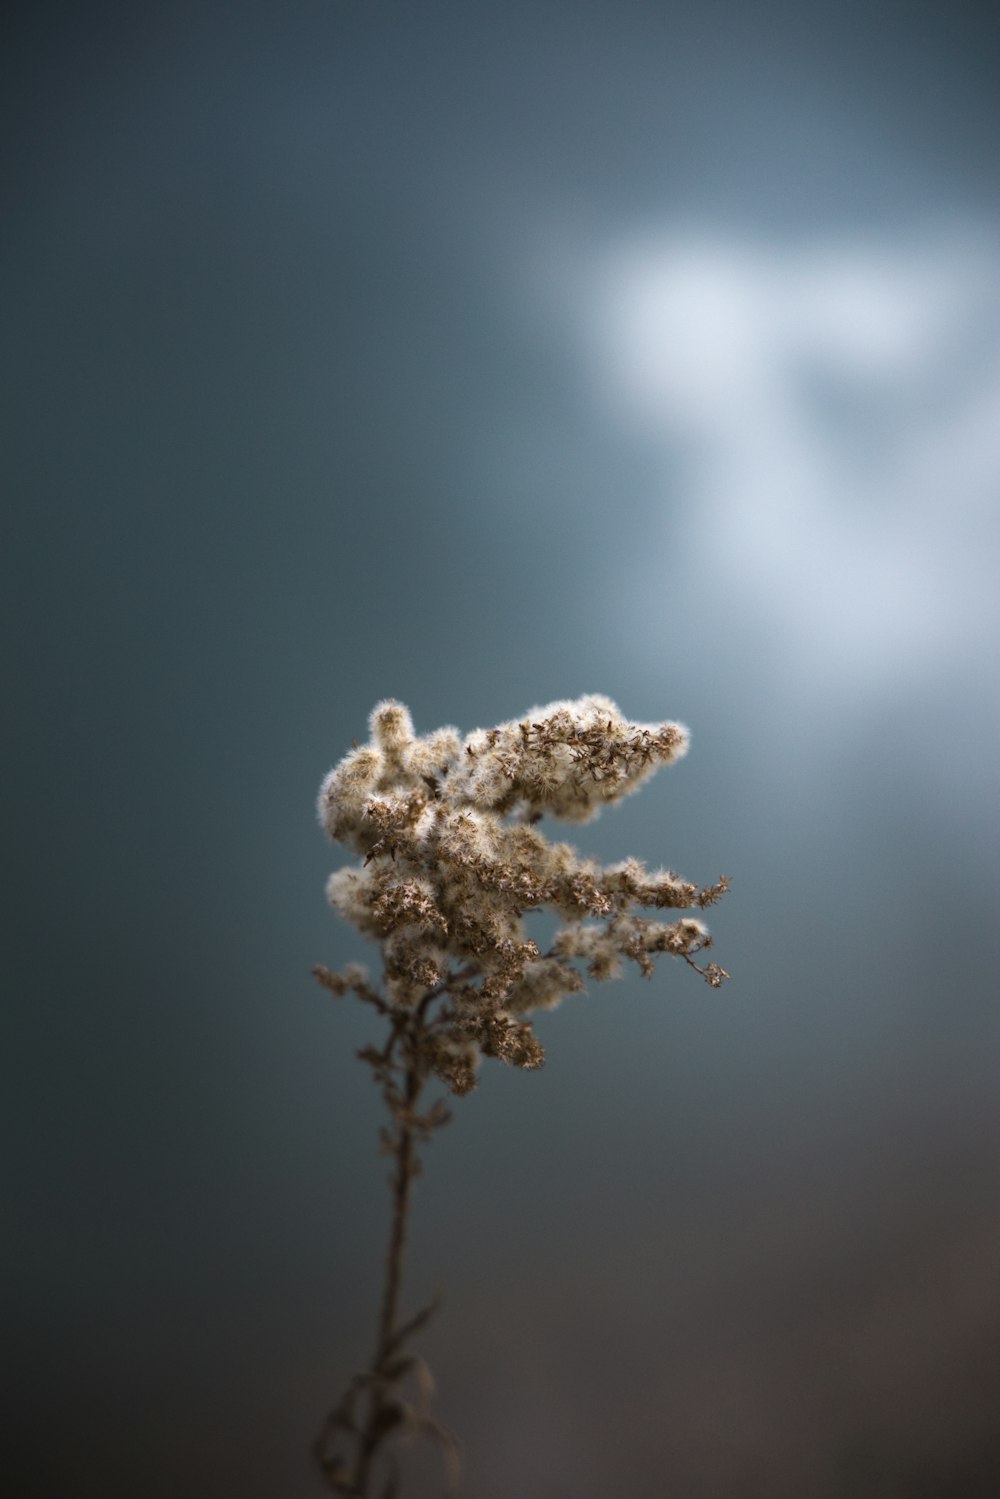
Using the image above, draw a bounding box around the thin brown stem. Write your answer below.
[352,1027,426,1496]
[375,1068,423,1368]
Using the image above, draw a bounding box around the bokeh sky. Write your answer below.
[5,2,1000,1495]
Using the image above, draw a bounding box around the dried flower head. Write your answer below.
[318,695,728,1090]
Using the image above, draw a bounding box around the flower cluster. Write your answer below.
[316,696,729,1095]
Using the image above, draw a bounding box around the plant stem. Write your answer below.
[376,1069,422,1367]
[353,1055,424,1495]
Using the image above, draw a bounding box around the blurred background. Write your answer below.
[4,2,1000,1495]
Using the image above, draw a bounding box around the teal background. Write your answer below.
[5,3,1000,1494]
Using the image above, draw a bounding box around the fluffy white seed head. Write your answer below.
[318,745,384,842]
[368,698,415,749]
[317,697,726,1057]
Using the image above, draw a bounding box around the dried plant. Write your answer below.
[313,696,729,1496]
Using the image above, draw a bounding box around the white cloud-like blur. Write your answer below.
[577,227,1000,704]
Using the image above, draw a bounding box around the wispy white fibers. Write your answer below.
[580,226,1000,699]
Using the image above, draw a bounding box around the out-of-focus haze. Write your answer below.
[4,3,999,1496]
